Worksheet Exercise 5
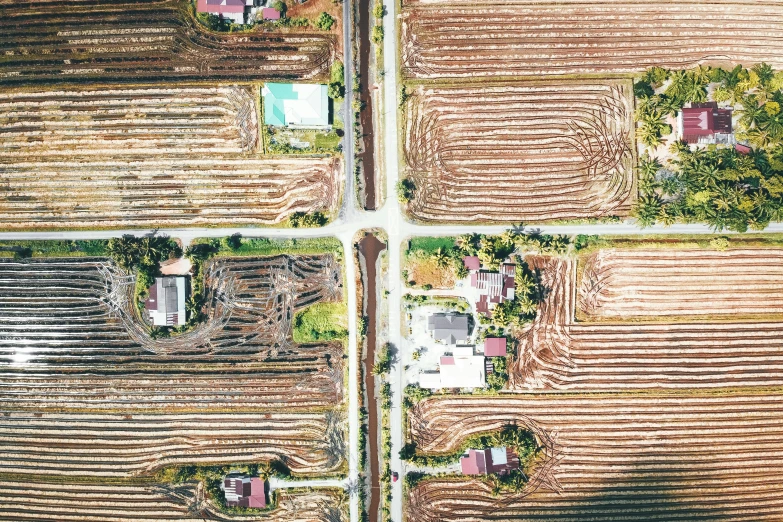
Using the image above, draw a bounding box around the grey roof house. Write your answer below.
[427,313,470,344]
[145,276,187,327]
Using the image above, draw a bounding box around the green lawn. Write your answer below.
[408,236,457,255]
[293,302,348,343]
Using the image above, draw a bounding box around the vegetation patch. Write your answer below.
[293,302,348,343]
[0,240,108,259]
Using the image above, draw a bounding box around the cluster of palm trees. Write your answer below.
[633,147,783,231]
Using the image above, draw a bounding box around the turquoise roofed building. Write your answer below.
[262,83,330,128]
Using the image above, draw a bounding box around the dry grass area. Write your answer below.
[402,81,634,223]
[0,86,342,229]
[0,479,346,521]
[0,0,334,87]
[403,252,456,288]
[401,0,783,79]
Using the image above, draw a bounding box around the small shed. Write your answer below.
[463,256,480,271]
[261,7,280,19]
[484,337,507,357]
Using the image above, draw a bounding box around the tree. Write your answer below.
[632,194,663,227]
[314,12,334,30]
[223,233,242,251]
[430,247,449,268]
[396,178,416,203]
[371,25,384,44]
[328,61,345,99]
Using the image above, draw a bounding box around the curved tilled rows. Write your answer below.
[0,411,343,477]
[407,394,783,521]
[0,479,346,521]
[0,85,341,228]
[578,248,783,320]
[512,253,783,390]
[403,82,634,222]
[0,86,259,155]
[401,0,783,79]
[0,255,344,409]
[0,0,333,86]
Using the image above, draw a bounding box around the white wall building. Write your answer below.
[146,276,187,327]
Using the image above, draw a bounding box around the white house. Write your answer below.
[146,276,187,327]
[419,345,486,389]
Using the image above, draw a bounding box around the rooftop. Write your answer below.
[262,83,329,127]
[146,276,186,327]
[427,313,470,344]
[484,337,507,357]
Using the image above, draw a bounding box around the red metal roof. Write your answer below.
[735,143,752,154]
[484,337,507,357]
[463,256,481,271]
[262,7,280,19]
[197,0,245,14]
[460,449,487,475]
[681,102,733,143]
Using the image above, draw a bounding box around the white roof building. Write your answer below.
[262,83,329,128]
[146,276,186,327]
[419,345,486,389]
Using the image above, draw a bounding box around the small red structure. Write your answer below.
[735,143,752,154]
[460,447,520,476]
[197,0,246,15]
[224,476,266,508]
[680,102,733,144]
[484,337,507,357]
[463,256,481,271]
[262,7,280,19]
[439,356,455,366]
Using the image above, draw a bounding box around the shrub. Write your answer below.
[314,12,335,30]
[289,211,328,228]
[373,1,385,18]
[371,25,384,44]
[396,178,415,202]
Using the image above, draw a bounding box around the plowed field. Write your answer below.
[407,394,783,521]
[0,479,345,521]
[401,0,783,79]
[402,81,634,222]
[512,252,783,390]
[0,0,333,86]
[0,86,341,229]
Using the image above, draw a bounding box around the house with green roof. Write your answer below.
[262,83,329,128]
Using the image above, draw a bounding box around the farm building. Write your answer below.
[677,102,734,145]
[460,447,520,475]
[261,7,280,19]
[262,83,329,128]
[468,264,516,315]
[483,337,507,357]
[222,475,266,508]
[196,0,252,24]
[419,345,486,389]
[145,276,187,327]
[427,313,470,344]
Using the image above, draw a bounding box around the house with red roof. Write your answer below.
[197,0,252,24]
[468,263,516,316]
[677,102,734,145]
[223,475,266,508]
[484,337,507,357]
[460,447,520,476]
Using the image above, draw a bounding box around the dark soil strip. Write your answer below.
[358,0,377,210]
[358,234,385,522]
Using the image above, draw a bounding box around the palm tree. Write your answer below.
[665,70,689,103]
[753,62,775,88]
[638,154,663,178]
[738,95,765,129]
[747,127,773,149]
[638,123,664,149]
[430,248,449,268]
[632,194,663,227]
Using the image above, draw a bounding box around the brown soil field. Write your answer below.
[511,253,783,390]
[0,410,344,477]
[0,0,334,87]
[407,393,783,521]
[0,86,341,229]
[0,479,346,521]
[402,81,634,223]
[401,0,783,79]
[579,248,783,320]
[0,255,344,410]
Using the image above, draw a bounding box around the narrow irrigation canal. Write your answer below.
[358,233,385,522]
[358,0,377,210]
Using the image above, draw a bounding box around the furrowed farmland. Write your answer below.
[405,240,783,520]
[407,394,783,521]
[0,254,344,410]
[402,81,634,223]
[0,0,334,87]
[401,0,783,79]
[0,245,348,518]
[0,479,346,521]
[0,86,342,229]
